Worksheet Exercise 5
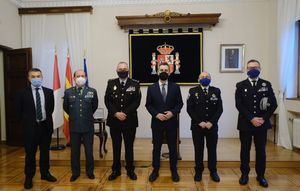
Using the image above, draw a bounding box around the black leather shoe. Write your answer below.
[256,176,268,187]
[41,173,57,182]
[108,171,121,181]
[24,177,33,189]
[127,171,137,180]
[210,172,220,182]
[87,174,95,179]
[148,170,159,182]
[239,174,249,185]
[70,175,79,182]
[171,171,180,182]
[194,172,202,181]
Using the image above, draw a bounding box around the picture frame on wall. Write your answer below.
[220,44,245,73]
[129,32,203,85]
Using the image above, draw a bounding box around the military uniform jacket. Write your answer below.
[187,85,223,131]
[63,86,98,133]
[104,78,141,128]
[235,78,277,131]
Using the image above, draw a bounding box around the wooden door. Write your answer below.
[4,48,32,146]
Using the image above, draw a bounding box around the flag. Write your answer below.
[63,52,73,143]
[52,49,63,129]
[83,51,89,86]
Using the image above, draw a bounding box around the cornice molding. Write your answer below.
[10,0,267,8]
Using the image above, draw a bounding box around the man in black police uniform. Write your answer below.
[16,68,57,189]
[63,69,98,182]
[146,63,183,182]
[104,62,141,181]
[187,71,223,182]
[235,59,277,188]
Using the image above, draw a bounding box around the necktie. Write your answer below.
[203,88,208,95]
[252,80,257,87]
[35,88,43,121]
[78,87,82,95]
[162,83,167,103]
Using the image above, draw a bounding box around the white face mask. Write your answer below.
[75,77,86,87]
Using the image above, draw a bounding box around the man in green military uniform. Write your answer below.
[105,62,141,181]
[63,69,98,182]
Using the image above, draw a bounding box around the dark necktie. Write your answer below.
[121,81,125,90]
[35,88,43,121]
[203,88,208,95]
[252,80,257,87]
[162,83,167,103]
[78,87,82,95]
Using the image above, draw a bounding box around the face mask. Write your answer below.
[247,68,260,78]
[31,78,42,88]
[117,71,128,79]
[199,78,211,86]
[75,77,86,87]
[158,72,169,81]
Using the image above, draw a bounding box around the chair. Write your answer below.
[94,108,108,158]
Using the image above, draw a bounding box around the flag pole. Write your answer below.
[50,45,65,150]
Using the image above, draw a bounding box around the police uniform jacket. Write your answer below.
[187,85,223,131]
[104,78,141,128]
[235,78,277,131]
[63,86,98,133]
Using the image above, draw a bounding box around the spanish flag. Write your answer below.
[63,52,72,144]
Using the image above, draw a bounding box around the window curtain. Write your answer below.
[65,13,91,76]
[277,0,300,149]
[21,14,46,68]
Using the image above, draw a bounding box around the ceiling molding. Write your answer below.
[10,0,267,8]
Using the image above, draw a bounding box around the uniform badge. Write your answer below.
[212,94,216,98]
[113,85,117,90]
[195,93,198,97]
[85,91,94,98]
[262,83,266,87]
[126,86,136,92]
[210,94,218,101]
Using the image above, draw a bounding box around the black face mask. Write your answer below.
[158,72,169,81]
[117,71,128,79]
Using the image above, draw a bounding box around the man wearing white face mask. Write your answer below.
[63,69,98,182]
[16,68,57,189]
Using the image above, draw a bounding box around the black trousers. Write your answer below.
[70,132,94,176]
[152,126,177,172]
[239,129,267,177]
[192,128,218,174]
[24,121,52,178]
[110,126,136,172]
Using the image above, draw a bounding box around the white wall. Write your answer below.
[0,0,21,48]
[89,0,278,138]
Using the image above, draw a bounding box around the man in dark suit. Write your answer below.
[63,69,98,182]
[16,68,57,189]
[235,59,277,188]
[187,71,223,182]
[145,62,183,182]
[104,61,141,181]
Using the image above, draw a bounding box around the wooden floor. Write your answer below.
[1,138,300,190]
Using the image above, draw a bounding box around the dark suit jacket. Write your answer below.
[145,81,183,129]
[16,86,54,138]
[235,78,277,131]
[104,78,141,128]
[187,85,223,131]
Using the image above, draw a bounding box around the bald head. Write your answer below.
[74,69,86,78]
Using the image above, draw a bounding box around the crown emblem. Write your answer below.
[157,43,174,55]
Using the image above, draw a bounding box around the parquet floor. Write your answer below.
[0,138,300,190]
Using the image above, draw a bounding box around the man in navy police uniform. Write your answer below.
[235,59,277,188]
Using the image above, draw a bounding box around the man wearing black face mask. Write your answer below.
[235,59,277,188]
[146,63,183,182]
[105,61,141,181]
[187,71,223,182]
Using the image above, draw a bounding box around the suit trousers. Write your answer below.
[239,128,267,176]
[24,121,52,178]
[152,126,177,172]
[192,128,218,174]
[110,126,136,172]
[70,132,94,176]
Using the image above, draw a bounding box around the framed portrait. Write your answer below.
[220,44,245,73]
[129,32,203,85]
